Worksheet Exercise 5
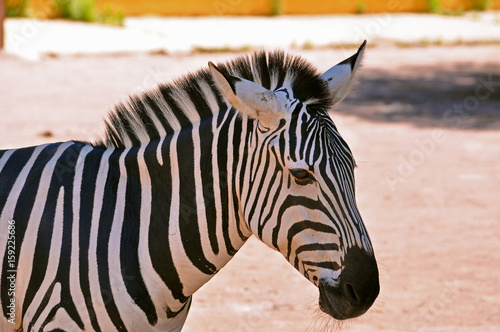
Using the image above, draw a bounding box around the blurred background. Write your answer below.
[3,0,500,19]
[1,0,500,331]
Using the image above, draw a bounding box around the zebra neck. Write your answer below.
[143,109,252,300]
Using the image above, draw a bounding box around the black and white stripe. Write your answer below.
[0,45,378,331]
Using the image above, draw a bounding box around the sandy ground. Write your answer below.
[1,45,499,331]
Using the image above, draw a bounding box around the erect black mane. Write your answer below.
[218,50,332,112]
[95,50,332,148]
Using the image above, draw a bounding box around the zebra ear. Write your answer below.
[209,62,282,128]
[320,40,366,106]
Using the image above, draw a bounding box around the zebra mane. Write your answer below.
[95,50,332,148]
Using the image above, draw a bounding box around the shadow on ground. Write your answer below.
[339,62,500,130]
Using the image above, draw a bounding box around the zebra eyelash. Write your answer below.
[290,168,315,185]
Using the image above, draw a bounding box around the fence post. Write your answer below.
[0,0,4,50]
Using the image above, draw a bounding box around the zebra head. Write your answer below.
[209,42,379,320]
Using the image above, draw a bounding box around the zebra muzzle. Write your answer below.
[318,246,379,320]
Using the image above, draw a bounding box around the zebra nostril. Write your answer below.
[343,282,359,305]
[338,246,380,313]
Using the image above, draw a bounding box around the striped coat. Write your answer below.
[0,42,378,331]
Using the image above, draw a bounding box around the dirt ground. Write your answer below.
[1,45,499,331]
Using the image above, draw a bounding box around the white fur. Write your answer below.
[320,41,366,105]
[209,62,285,129]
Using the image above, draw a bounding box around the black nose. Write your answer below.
[318,246,379,320]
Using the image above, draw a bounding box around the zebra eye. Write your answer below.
[290,168,314,185]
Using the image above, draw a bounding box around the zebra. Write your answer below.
[0,41,379,331]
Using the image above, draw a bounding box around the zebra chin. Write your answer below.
[317,246,379,320]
